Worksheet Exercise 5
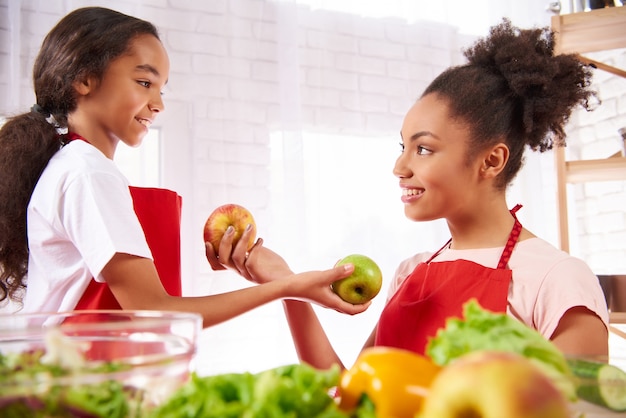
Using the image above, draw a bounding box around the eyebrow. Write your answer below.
[400,130,440,142]
[136,64,169,84]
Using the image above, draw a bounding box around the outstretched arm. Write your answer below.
[204,226,375,369]
[282,300,345,369]
[102,252,369,329]
[283,302,379,370]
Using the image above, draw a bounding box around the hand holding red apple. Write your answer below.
[204,204,295,284]
[203,203,258,277]
[204,203,257,253]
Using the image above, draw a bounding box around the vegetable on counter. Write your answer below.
[149,363,375,418]
[338,346,441,418]
[0,348,136,418]
[425,299,578,402]
[567,357,626,412]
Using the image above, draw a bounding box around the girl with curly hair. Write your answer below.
[211,19,609,363]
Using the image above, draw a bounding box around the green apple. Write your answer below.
[421,350,570,418]
[203,203,256,252]
[331,254,382,305]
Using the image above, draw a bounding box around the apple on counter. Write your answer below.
[421,350,570,418]
[203,203,257,252]
[332,254,383,305]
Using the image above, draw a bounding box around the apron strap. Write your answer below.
[425,238,452,264]
[427,204,524,268]
[497,204,523,269]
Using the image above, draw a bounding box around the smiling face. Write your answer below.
[69,34,170,158]
[394,93,487,223]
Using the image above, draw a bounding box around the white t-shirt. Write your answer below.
[23,141,152,313]
[387,237,609,340]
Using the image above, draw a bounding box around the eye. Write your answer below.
[398,142,405,153]
[138,80,151,88]
[416,145,432,155]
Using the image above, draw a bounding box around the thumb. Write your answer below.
[329,262,354,281]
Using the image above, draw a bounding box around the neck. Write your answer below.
[446,203,519,250]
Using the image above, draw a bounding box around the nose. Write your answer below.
[393,153,410,178]
[149,93,165,113]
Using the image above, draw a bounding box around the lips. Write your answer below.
[136,117,152,128]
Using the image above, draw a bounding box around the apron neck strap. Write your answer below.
[66,132,90,144]
[427,204,524,266]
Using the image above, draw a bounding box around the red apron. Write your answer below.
[375,205,523,355]
[74,186,183,310]
[69,188,183,362]
[66,133,183,310]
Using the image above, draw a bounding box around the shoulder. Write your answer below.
[509,237,609,337]
[38,141,129,192]
[511,237,592,276]
[510,237,600,292]
[395,252,432,279]
[52,141,124,178]
[30,141,131,218]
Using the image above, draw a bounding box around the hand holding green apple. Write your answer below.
[331,254,383,305]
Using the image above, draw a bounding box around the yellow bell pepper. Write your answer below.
[338,346,441,418]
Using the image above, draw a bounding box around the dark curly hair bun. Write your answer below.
[464,18,595,151]
[422,18,596,188]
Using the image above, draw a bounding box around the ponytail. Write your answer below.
[0,109,62,303]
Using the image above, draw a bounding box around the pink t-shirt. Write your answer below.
[387,237,609,340]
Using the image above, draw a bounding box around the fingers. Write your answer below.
[334,299,372,315]
[251,237,264,251]
[205,242,226,271]
[216,226,236,262]
[286,263,374,314]
[330,262,354,281]
[321,265,371,314]
[311,285,371,315]
[231,224,256,275]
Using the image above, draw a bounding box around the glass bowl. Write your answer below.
[0,310,202,417]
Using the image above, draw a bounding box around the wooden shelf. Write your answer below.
[565,155,626,183]
[552,7,626,253]
[552,7,626,55]
[610,312,626,325]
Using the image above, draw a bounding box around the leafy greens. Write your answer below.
[425,299,577,401]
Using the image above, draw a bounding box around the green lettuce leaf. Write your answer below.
[149,363,353,418]
[425,299,577,401]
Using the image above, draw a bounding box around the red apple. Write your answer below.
[203,204,256,252]
[421,350,570,418]
[332,254,383,304]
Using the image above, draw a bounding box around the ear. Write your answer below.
[479,143,509,179]
[72,76,95,96]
